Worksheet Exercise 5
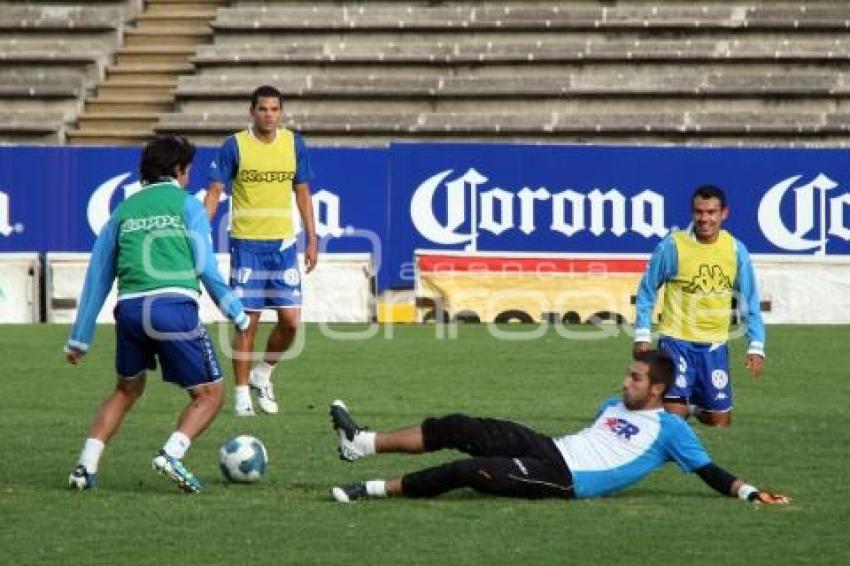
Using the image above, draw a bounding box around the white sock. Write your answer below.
[252,361,275,384]
[365,480,387,497]
[235,385,251,404]
[78,438,105,473]
[354,431,377,456]
[162,431,191,460]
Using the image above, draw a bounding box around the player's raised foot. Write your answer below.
[331,482,368,503]
[249,371,279,415]
[234,397,256,417]
[68,464,96,490]
[330,399,366,461]
[152,450,201,494]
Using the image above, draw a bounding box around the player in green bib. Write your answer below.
[65,136,249,493]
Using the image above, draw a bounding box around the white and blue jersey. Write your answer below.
[553,398,711,499]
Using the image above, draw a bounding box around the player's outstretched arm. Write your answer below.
[183,197,248,331]
[696,463,791,504]
[64,212,119,361]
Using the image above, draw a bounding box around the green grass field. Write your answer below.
[1,323,847,565]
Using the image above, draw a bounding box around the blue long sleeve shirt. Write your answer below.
[634,232,766,356]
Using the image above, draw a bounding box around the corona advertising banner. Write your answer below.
[2,143,849,297]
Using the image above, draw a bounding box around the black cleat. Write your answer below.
[330,400,366,461]
[331,482,368,503]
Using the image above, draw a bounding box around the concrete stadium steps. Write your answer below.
[0,53,96,124]
[0,1,132,143]
[80,95,175,114]
[0,111,64,143]
[145,1,850,145]
[192,37,850,65]
[66,0,226,146]
[155,109,850,145]
[105,63,195,83]
[64,129,156,146]
[0,39,106,65]
[0,65,96,88]
[211,3,850,32]
[113,46,200,66]
[95,79,178,98]
[123,28,214,48]
[5,0,850,145]
[0,5,124,32]
[173,70,850,100]
[76,112,162,131]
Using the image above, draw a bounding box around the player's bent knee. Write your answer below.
[700,411,732,427]
[116,373,146,400]
[276,318,299,333]
[190,382,224,408]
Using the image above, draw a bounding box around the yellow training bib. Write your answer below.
[231,128,296,239]
[659,230,737,343]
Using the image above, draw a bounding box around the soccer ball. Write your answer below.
[219,435,268,483]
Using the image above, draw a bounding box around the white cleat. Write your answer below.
[68,464,96,490]
[249,371,279,415]
[331,483,367,503]
[234,397,256,417]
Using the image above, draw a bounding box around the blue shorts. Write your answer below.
[114,294,223,389]
[658,336,732,412]
[230,238,302,311]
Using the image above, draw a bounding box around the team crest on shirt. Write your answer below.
[604,417,640,440]
[283,268,300,286]
[711,369,729,389]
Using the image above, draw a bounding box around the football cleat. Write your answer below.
[152,450,202,494]
[68,464,96,490]
[330,399,365,462]
[234,397,256,417]
[331,482,368,503]
[249,371,279,415]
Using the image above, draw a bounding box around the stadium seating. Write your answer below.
[150,1,850,145]
[2,1,850,145]
[0,1,133,143]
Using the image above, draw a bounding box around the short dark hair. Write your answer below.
[692,184,727,209]
[139,135,195,185]
[633,349,675,394]
[251,85,284,109]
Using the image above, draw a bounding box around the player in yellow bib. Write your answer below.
[205,85,318,417]
[634,185,766,428]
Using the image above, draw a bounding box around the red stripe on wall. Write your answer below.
[417,255,647,273]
